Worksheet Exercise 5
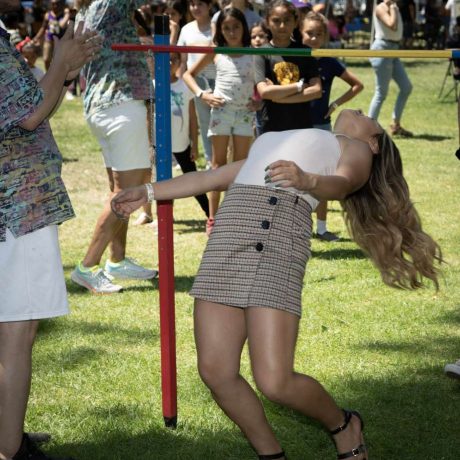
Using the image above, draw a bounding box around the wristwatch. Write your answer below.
[196,89,204,98]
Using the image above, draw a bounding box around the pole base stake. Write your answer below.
[164,416,177,429]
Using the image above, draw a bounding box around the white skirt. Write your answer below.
[0,225,69,322]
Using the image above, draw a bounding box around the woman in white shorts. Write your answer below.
[70,0,158,294]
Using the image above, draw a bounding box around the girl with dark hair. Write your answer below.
[112,109,442,459]
[183,7,257,235]
[254,0,322,134]
[177,0,216,169]
[165,0,188,44]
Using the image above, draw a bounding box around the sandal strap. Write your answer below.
[258,451,285,459]
[337,443,367,459]
[330,409,352,435]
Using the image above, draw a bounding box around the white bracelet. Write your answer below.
[331,102,339,110]
[296,78,304,93]
[145,183,155,202]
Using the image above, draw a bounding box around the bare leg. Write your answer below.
[247,307,366,458]
[194,300,282,455]
[315,200,328,223]
[231,135,252,162]
[209,136,229,220]
[0,320,39,459]
[82,167,150,267]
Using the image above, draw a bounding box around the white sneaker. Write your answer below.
[71,264,123,294]
[104,258,158,280]
[444,360,460,379]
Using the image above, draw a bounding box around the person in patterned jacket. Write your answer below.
[0,1,100,457]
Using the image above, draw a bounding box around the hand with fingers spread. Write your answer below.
[111,185,149,220]
[52,20,102,80]
[264,160,316,191]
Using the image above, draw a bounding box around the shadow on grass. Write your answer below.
[37,318,159,344]
[174,219,206,234]
[311,247,366,260]
[437,307,460,325]
[411,133,452,141]
[64,275,194,295]
[54,425,253,460]
[46,368,460,459]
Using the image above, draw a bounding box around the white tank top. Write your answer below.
[235,129,341,210]
[374,8,403,41]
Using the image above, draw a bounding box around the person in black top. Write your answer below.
[254,0,321,133]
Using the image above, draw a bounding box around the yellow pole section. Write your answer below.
[312,49,453,59]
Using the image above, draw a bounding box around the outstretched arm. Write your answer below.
[111,160,245,219]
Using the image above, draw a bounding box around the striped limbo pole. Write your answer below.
[112,43,460,59]
[111,38,458,429]
[152,16,177,429]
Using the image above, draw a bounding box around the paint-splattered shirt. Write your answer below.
[76,0,151,117]
[0,27,74,242]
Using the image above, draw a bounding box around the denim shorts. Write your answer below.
[208,106,254,137]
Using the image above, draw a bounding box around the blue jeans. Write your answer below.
[368,39,412,122]
[194,76,215,163]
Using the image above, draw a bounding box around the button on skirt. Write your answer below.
[190,184,312,317]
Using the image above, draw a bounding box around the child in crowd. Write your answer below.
[177,0,216,168]
[301,11,363,241]
[249,21,268,137]
[211,0,261,36]
[16,37,44,81]
[250,20,269,48]
[254,0,322,134]
[165,0,188,45]
[166,52,210,217]
[183,7,257,235]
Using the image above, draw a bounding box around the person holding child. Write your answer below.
[112,108,442,460]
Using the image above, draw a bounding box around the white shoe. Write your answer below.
[65,92,75,101]
[444,360,460,379]
[104,258,158,280]
[71,264,123,294]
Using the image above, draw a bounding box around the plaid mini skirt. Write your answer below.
[190,184,312,317]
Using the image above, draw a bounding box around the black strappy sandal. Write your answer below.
[330,409,367,459]
[258,451,286,459]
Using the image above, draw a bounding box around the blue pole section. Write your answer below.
[155,19,172,180]
[153,15,178,429]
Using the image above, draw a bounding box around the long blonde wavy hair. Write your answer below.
[341,131,442,289]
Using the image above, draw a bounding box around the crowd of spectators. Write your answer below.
[0,0,458,54]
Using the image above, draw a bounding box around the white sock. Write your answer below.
[317,220,327,235]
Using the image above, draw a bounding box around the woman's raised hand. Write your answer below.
[111,185,149,220]
[53,21,102,80]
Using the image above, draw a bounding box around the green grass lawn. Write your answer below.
[27,59,460,459]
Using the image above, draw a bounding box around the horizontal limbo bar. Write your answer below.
[112,43,458,59]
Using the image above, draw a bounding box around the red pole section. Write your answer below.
[112,43,215,54]
[157,201,177,427]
